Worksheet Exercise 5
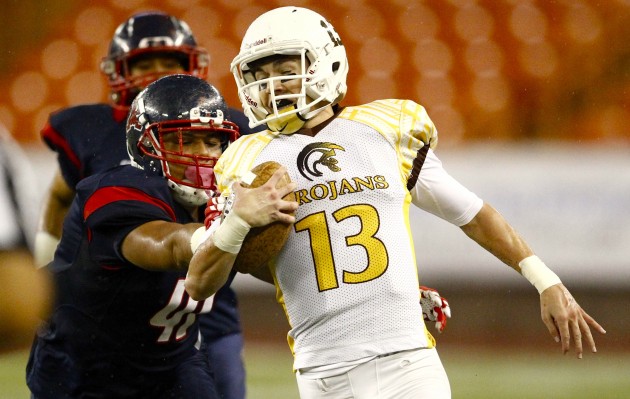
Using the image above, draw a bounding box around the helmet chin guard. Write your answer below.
[168,165,216,207]
[266,105,308,134]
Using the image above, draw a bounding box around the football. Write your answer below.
[233,161,296,274]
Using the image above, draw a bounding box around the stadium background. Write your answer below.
[1,0,629,398]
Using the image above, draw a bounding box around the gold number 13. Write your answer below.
[294,204,388,291]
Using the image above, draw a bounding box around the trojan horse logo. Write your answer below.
[297,142,345,181]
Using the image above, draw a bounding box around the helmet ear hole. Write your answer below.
[140,136,153,150]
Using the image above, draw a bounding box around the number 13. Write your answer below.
[294,204,388,291]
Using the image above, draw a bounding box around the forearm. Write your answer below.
[460,203,533,271]
[186,239,237,300]
[39,171,74,237]
[185,210,251,299]
[122,221,200,271]
[460,203,563,293]
[36,172,74,266]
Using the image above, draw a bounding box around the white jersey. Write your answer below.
[216,99,482,370]
[0,126,38,251]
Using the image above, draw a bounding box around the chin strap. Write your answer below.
[267,106,307,134]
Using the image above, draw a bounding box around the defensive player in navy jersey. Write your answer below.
[26,74,297,398]
[34,12,259,398]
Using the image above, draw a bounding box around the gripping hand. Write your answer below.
[191,194,227,254]
[420,286,451,333]
[204,194,227,229]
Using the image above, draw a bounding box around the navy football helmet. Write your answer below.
[126,74,239,206]
[101,11,209,107]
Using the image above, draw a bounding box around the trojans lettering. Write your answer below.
[295,175,389,205]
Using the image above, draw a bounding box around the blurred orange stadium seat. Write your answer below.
[1,0,629,146]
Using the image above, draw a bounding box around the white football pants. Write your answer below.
[295,348,451,399]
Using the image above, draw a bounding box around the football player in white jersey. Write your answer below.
[186,6,606,399]
[0,126,52,353]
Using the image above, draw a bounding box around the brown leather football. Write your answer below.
[233,161,296,274]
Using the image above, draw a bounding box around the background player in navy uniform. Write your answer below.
[34,12,258,399]
[26,74,297,398]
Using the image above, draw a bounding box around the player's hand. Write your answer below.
[230,166,298,227]
[204,193,225,229]
[540,284,606,359]
[420,286,451,333]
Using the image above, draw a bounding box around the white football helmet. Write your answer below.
[231,7,349,134]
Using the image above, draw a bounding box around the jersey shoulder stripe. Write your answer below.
[215,131,276,193]
[339,99,438,184]
[339,99,438,151]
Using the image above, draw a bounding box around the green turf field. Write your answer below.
[2,344,628,398]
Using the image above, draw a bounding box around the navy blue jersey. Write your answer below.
[42,104,129,188]
[40,103,259,344]
[27,166,218,398]
[41,103,255,188]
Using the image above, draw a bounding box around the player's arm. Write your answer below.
[459,203,532,270]
[122,221,204,272]
[186,167,297,300]
[35,169,75,267]
[0,249,52,353]
[460,203,606,358]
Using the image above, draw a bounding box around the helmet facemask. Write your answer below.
[132,101,238,207]
[101,46,210,108]
[101,12,210,108]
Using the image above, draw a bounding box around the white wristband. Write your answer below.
[190,226,210,254]
[34,231,60,269]
[190,218,224,254]
[212,211,250,254]
[519,255,562,294]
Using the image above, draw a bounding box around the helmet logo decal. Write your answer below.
[247,38,268,49]
[321,20,342,47]
[138,36,175,48]
[244,93,258,107]
[127,104,144,133]
[297,142,345,181]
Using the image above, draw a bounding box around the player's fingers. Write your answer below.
[279,181,298,199]
[230,181,245,196]
[558,319,572,354]
[582,309,607,335]
[579,315,597,354]
[570,318,583,359]
[435,308,447,332]
[542,312,561,344]
[266,166,288,187]
[274,210,296,224]
[442,299,451,318]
